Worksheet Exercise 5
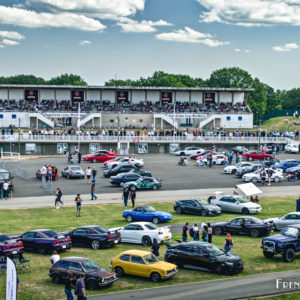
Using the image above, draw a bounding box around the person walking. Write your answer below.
[77,151,82,164]
[75,274,86,300]
[182,222,189,242]
[267,168,272,186]
[224,233,233,255]
[75,194,82,217]
[90,181,97,200]
[122,187,129,208]
[41,164,47,185]
[54,187,64,208]
[130,187,136,207]
[65,273,74,300]
[2,181,9,200]
[47,165,53,182]
[207,223,213,243]
[296,196,300,212]
[192,223,199,241]
[50,251,60,265]
[86,167,91,184]
[260,168,266,185]
[151,238,160,257]
[92,167,97,183]
[202,225,208,242]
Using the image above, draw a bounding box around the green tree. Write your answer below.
[282,88,300,109]
[264,84,282,112]
[47,74,87,86]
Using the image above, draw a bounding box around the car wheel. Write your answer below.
[180,152,185,156]
[250,229,260,237]
[150,272,161,282]
[92,159,97,163]
[51,274,61,284]
[214,264,223,274]
[175,206,182,214]
[38,246,47,255]
[152,185,158,190]
[283,248,296,262]
[86,280,98,290]
[263,251,274,259]
[115,266,124,277]
[232,169,237,174]
[91,240,101,250]
[213,227,222,235]
[200,210,207,217]
[252,177,258,183]
[126,215,133,222]
[152,217,159,224]
[242,208,250,215]
[274,177,280,183]
[135,163,141,168]
[142,236,152,246]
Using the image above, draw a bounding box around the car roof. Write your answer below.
[0,169,9,173]
[28,229,54,232]
[177,241,211,247]
[125,222,154,226]
[61,257,90,262]
[119,250,152,256]
[76,225,105,229]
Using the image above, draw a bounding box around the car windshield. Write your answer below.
[249,217,263,224]
[194,199,208,206]
[71,167,81,170]
[43,230,57,238]
[143,253,159,264]
[82,260,99,271]
[236,196,249,203]
[0,172,10,180]
[93,226,109,234]
[253,170,261,174]
[0,235,10,242]
[236,163,243,167]
[144,224,158,230]
[144,206,156,212]
[281,227,299,238]
[205,244,224,256]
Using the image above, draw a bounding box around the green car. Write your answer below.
[123,177,162,190]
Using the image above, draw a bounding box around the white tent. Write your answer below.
[236,183,263,196]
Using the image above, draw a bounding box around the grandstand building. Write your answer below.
[0,84,254,129]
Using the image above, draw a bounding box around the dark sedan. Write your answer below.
[68,226,120,249]
[235,164,261,178]
[49,257,117,290]
[164,241,244,275]
[103,164,135,178]
[174,199,221,216]
[212,217,274,237]
[128,168,152,177]
[232,146,248,154]
[18,229,72,254]
[109,173,142,186]
[0,234,24,257]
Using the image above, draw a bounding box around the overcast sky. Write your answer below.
[0,0,300,89]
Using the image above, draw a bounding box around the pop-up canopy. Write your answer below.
[236,183,263,196]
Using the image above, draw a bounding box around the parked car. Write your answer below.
[127,168,152,177]
[286,165,300,174]
[175,147,204,156]
[232,146,248,154]
[223,162,253,174]
[36,166,58,181]
[128,158,144,168]
[18,229,72,254]
[116,222,172,246]
[285,144,299,154]
[0,234,24,257]
[212,217,274,237]
[274,159,300,172]
[104,157,128,168]
[242,168,284,183]
[61,166,85,179]
[94,150,115,156]
[189,150,212,160]
[261,225,300,262]
[264,212,300,231]
[123,177,162,190]
[106,157,131,169]
[49,257,117,289]
[103,164,135,178]
[122,206,172,224]
[67,226,120,249]
[173,199,221,216]
[242,151,274,161]
[109,173,142,186]
[235,164,261,177]
[196,154,225,166]
[164,241,244,275]
[111,250,177,282]
[82,153,116,163]
[211,193,262,214]
[0,169,13,188]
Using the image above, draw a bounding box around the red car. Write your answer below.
[242,151,274,161]
[104,156,128,168]
[83,153,116,163]
[0,234,24,257]
[189,150,213,160]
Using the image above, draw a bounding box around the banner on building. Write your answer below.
[165,113,207,119]
[89,143,100,154]
[57,143,68,154]
[72,91,84,102]
[138,143,148,154]
[161,92,172,103]
[169,143,180,153]
[117,91,129,102]
[6,257,17,300]
[25,143,36,154]
[25,90,38,101]
[205,92,215,103]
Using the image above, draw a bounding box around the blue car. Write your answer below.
[122,205,172,224]
[274,159,300,172]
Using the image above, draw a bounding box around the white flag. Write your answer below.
[6,257,17,300]
[77,102,80,129]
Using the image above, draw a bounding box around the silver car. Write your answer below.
[265,212,300,230]
[61,166,85,179]
[211,194,262,214]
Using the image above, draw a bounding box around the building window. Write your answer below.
[226,116,231,121]
[0,114,3,119]
[238,116,243,121]
[110,119,114,123]
[12,114,17,119]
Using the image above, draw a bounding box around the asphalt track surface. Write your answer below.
[89,270,300,300]
[6,153,300,198]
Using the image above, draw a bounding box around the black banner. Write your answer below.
[72,90,84,102]
[161,92,172,103]
[117,91,129,102]
[205,92,215,103]
[25,90,38,101]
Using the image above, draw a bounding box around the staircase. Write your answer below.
[29,113,54,128]
[154,113,178,129]
[199,114,218,128]
[78,113,101,127]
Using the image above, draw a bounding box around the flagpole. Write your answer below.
[77,102,80,152]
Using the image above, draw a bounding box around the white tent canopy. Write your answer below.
[237,183,263,196]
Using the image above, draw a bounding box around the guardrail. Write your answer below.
[0,151,20,160]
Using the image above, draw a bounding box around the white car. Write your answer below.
[265,212,300,230]
[242,168,283,183]
[285,144,299,154]
[175,147,204,156]
[196,155,225,166]
[128,158,144,168]
[115,222,172,246]
[107,157,144,169]
[106,157,130,169]
[223,162,253,174]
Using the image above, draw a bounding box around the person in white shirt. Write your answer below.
[50,251,60,265]
[86,167,92,184]
[2,181,9,200]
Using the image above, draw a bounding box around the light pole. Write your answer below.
[116,114,120,154]
[173,99,176,144]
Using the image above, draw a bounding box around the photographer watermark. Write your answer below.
[276,279,300,289]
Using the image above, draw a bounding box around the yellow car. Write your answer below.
[111,250,178,282]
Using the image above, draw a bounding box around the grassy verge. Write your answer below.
[0,196,299,300]
[259,116,300,132]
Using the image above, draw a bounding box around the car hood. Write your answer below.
[156,211,172,217]
[214,253,242,263]
[243,172,257,177]
[212,221,227,227]
[224,166,235,170]
[86,268,115,278]
[203,204,221,210]
[263,234,295,243]
[242,202,261,209]
[264,217,281,223]
[150,261,176,270]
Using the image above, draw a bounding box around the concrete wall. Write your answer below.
[102,90,115,103]
[40,89,55,100]
[101,113,153,128]
[86,90,100,101]
[220,114,253,129]
[56,90,70,102]
[0,112,30,127]
[0,89,8,100]
[147,91,160,103]
[234,92,244,104]
[191,91,203,103]
[132,91,145,104]
[220,92,232,103]
[175,91,189,102]
[9,89,23,100]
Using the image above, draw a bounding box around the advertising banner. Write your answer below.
[117,91,129,102]
[161,92,172,103]
[25,90,38,101]
[72,91,84,102]
[6,257,17,300]
[205,92,215,103]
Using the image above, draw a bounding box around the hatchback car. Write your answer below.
[0,234,24,257]
[61,166,85,179]
[49,257,117,289]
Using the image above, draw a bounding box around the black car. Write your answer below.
[212,217,274,237]
[164,241,244,275]
[174,199,221,216]
[103,164,135,178]
[0,169,13,188]
[67,226,120,249]
[264,158,280,168]
[109,173,142,186]
[235,164,261,177]
[128,168,152,177]
[49,257,117,290]
[232,146,248,154]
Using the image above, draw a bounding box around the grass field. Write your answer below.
[260,116,300,132]
[0,196,300,300]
